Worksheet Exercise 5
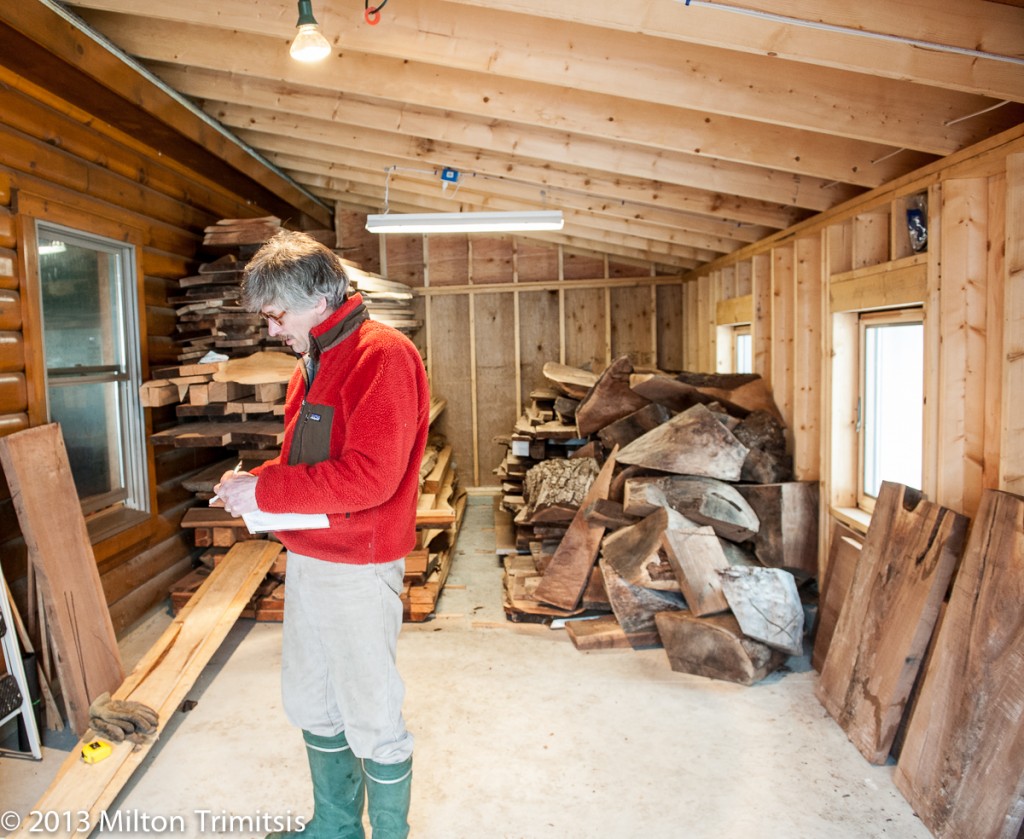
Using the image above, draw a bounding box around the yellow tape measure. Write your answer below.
[81,739,112,764]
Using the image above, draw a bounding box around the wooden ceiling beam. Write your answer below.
[154,62,934,192]
[69,4,1022,156]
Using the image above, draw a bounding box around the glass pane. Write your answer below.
[38,237,123,370]
[47,380,125,507]
[735,333,752,374]
[863,322,923,497]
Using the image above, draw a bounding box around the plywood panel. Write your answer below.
[656,284,683,372]
[563,248,604,280]
[564,287,607,373]
[683,280,700,371]
[610,286,654,368]
[751,253,772,381]
[1000,153,1024,496]
[515,238,559,282]
[429,294,473,485]
[470,236,514,284]
[771,245,795,437]
[474,293,517,486]
[518,289,561,397]
[985,175,1006,495]
[385,235,427,287]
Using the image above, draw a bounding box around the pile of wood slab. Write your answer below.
[496,356,819,686]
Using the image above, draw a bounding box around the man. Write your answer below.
[215,231,429,839]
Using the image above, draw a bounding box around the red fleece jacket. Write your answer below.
[252,295,430,563]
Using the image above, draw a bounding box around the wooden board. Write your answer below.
[811,522,862,672]
[566,614,660,651]
[815,481,968,764]
[660,526,731,616]
[533,450,617,610]
[0,423,123,735]
[9,540,283,839]
[894,489,1024,839]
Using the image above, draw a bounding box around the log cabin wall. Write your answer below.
[0,66,301,634]
[336,209,686,490]
[683,124,1024,578]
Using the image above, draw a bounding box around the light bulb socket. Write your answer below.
[296,0,319,27]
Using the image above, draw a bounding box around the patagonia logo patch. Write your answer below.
[309,412,322,421]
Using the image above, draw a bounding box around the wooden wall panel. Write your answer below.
[429,293,474,485]
[518,289,561,399]
[793,236,823,480]
[984,175,1006,494]
[0,289,20,331]
[470,237,514,284]
[563,249,605,280]
[751,253,772,381]
[771,245,796,439]
[656,284,683,372]
[385,235,427,287]
[515,238,559,282]
[610,286,654,367]
[426,235,468,286]
[1001,154,1024,496]
[474,293,517,486]
[564,287,607,373]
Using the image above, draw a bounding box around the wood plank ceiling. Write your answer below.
[52,0,1024,270]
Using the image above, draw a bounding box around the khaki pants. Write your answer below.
[280,551,413,765]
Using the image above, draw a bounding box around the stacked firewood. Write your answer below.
[496,356,819,685]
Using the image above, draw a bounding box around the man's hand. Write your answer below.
[212,470,259,516]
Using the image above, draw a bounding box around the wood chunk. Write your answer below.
[533,451,618,611]
[894,489,1024,839]
[660,526,731,616]
[810,523,862,672]
[617,403,749,481]
[719,566,804,655]
[655,611,787,686]
[566,614,660,651]
[575,356,651,437]
[597,402,672,450]
[601,506,693,589]
[583,498,639,530]
[816,482,968,765]
[0,424,124,735]
[598,557,685,634]
[624,475,760,542]
[542,361,596,399]
[735,482,818,574]
[580,566,611,611]
[523,456,599,522]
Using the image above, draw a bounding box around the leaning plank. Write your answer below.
[655,611,787,686]
[810,523,862,673]
[8,540,283,839]
[894,489,1024,839]
[660,526,731,616]
[816,481,968,764]
[575,355,650,437]
[735,482,819,574]
[0,423,123,735]
[533,450,618,610]
[617,403,749,481]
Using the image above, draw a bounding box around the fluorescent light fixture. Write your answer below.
[290,0,331,62]
[365,210,565,234]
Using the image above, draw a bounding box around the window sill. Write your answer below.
[830,505,871,536]
[86,507,151,546]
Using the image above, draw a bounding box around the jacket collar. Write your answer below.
[307,293,369,364]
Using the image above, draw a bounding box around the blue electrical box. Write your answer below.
[441,168,460,183]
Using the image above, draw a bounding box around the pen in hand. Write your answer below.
[211,460,244,505]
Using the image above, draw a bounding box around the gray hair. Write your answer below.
[241,230,349,312]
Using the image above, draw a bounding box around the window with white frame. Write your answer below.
[733,326,752,374]
[36,221,149,519]
[857,308,924,512]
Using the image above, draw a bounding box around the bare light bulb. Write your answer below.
[290,23,331,62]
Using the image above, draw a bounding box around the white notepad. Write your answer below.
[241,510,330,534]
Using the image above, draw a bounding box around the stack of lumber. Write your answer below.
[496,356,820,686]
[201,215,285,248]
[342,260,422,336]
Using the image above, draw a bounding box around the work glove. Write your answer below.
[88,691,159,744]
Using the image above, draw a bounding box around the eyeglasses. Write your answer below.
[259,309,287,327]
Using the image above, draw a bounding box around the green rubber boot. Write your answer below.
[363,756,413,839]
[266,730,366,839]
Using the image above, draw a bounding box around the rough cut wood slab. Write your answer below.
[575,356,650,437]
[533,450,618,610]
[655,611,787,686]
[616,403,749,481]
[8,540,283,839]
[735,482,819,574]
[660,526,731,616]
[719,566,804,655]
[566,614,660,651]
[810,522,862,672]
[599,557,685,634]
[816,481,968,764]
[624,475,760,542]
[894,489,1024,839]
[601,506,693,588]
[0,423,124,735]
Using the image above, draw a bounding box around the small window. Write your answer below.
[858,309,923,512]
[733,326,752,374]
[36,222,149,519]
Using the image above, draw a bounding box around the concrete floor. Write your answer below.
[1,495,930,838]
